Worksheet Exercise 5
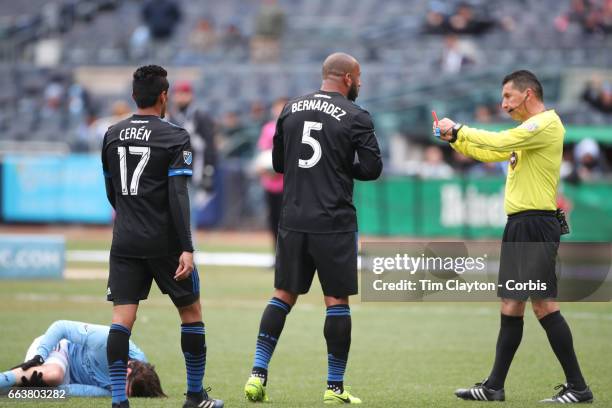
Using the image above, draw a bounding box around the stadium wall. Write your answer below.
[354,177,612,242]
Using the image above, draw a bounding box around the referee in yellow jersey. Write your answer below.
[437,70,592,404]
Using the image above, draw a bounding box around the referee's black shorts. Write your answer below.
[107,254,200,307]
[274,228,358,297]
[498,210,560,300]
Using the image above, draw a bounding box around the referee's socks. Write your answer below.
[539,311,587,391]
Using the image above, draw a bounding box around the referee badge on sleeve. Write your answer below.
[510,151,518,170]
[519,122,538,132]
[183,151,193,165]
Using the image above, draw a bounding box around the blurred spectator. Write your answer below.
[439,34,479,74]
[218,109,249,157]
[555,0,612,34]
[42,82,64,116]
[469,161,506,177]
[423,8,449,34]
[189,17,217,53]
[574,138,606,181]
[220,110,243,138]
[89,100,131,149]
[129,25,151,61]
[141,0,182,40]
[67,82,93,118]
[58,2,76,33]
[251,0,286,62]
[560,149,576,180]
[40,75,68,130]
[583,77,612,113]
[256,97,287,250]
[474,104,494,123]
[451,150,476,173]
[167,81,218,195]
[254,0,286,39]
[67,80,95,149]
[41,2,61,33]
[419,145,454,179]
[249,100,268,128]
[447,3,494,35]
[499,15,517,32]
[222,23,248,60]
[555,0,586,32]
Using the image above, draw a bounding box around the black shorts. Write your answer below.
[498,210,560,300]
[274,228,358,297]
[107,254,200,307]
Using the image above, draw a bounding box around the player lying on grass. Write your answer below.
[0,320,165,398]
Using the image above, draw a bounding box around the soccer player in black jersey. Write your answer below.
[101,65,223,408]
[244,53,382,404]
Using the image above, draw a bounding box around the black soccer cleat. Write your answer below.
[111,401,129,408]
[455,379,505,401]
[183,388,224,408]
[540,384,593,404]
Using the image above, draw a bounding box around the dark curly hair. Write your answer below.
[127,360,166,398]
[132,65,169,109]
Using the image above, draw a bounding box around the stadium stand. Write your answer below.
[0,0,610,228]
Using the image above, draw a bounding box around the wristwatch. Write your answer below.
[450,123,463,143]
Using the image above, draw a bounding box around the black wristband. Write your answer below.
[450,123,463,143]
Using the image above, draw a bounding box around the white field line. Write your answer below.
[67,250,275,268]
[66,250,363,269]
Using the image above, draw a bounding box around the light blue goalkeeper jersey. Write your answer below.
[35,320,147,396]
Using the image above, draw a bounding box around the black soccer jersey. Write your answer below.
[102,114,193,258]
[273,90,382,233]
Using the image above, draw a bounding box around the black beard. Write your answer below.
[347,83,358,101]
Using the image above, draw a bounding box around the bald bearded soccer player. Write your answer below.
[244,52,382,405]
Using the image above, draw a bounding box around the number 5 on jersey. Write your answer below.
[117,146,150,195]
[299,121,322,168]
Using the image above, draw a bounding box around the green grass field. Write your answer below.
[1,243,611,407]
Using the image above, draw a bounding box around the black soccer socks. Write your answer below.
[181,321,206,399]
[324,304,352,394]
[251,297,292,384]
[107,323,131,406]
[539,311,587,391]
[487,314,524,390]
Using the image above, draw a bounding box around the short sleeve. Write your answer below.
[168,131,193,177]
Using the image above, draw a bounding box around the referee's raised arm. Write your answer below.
[436,70,564,216]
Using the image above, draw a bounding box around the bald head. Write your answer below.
[320,52,361,101]
[322,52,359,79]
